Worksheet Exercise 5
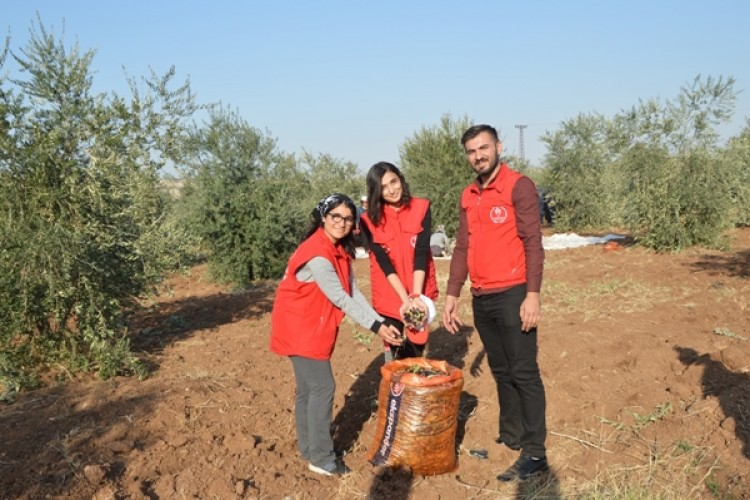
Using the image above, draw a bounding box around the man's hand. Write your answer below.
[520,292,541,332]
[442,295,463,334]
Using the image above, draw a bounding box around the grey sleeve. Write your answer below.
[297,257,384,332]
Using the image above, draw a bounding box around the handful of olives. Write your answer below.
[403,306,427,331]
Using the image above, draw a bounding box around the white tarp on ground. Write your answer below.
[355,233,626,259]
[543,233,625,250]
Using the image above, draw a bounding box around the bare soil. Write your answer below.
[2,229,749,499]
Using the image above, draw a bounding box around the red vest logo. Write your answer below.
[410,235,417,248]
[490,206,508,224]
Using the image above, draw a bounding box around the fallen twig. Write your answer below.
[455,476,497,493]
[688,456,721,498]
[550,431,614,453]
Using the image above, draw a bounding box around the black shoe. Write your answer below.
[497,455,549,481]
[494,436,521,451]
[308,459,351,477]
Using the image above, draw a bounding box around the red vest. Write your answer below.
[270,228,352,360]
[361,197,438,318]
[461,164,527,290]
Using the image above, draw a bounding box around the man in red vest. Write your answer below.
[442,124,548,482]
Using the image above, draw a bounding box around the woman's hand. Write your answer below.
[400,296,426,320]
[377,324,404,345]
[402,295,428,330]
[409,296,427,314]
[398,299,412,321]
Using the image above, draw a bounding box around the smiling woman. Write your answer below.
[359,162,439,362]
[323,209,356,244]
[269,192,403,477]
[326,213,356,225]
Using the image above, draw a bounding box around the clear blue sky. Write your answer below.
[4,1,750,170]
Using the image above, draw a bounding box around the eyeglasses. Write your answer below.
[327,213,355,226]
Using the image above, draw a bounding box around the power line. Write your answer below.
[515,124,528,162]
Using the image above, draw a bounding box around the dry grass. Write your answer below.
[543,277,685,320]
[712,283,750,312]
[528,425,737,499]
[562,441,723,499]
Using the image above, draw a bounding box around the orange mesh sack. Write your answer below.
[366,357,464,475]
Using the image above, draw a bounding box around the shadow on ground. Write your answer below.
[129,286,274,371]
[687,248,750,278]
[513,467,563,499]
[0,385,159,498]
[675,346,750,459]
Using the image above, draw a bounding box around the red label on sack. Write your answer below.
[390,381,404,397]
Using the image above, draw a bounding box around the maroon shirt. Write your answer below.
[447,175,544,297]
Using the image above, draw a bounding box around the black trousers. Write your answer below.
[472,284,547,457]
[382,315,425,360]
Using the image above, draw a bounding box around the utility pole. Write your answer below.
[515,124,527,162]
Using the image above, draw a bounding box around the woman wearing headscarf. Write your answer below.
[270,193,402,477]
[359,162,439,361]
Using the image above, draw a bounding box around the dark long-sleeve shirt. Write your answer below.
[360,206,432,276]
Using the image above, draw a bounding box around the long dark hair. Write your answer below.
[301,193,357,257]
[365,162,411,226]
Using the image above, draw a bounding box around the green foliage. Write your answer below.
[503,153,533,175]
[176,104,368,286]
[723,119,750,226]
[631,402,673,429]
[541,75,743,251]
[0,19,195,390]
[540,113,623,230]
[615,76,738,250]
[246,163,310,280]
[176,106,296,284]
[176,107,367,285]
[620,147,733,250]
[299,150,364,203]
[400,113,475,237]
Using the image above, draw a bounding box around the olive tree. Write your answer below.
[721,119,750,227]
[400,113,475,237]
[176,106,300,284]
[615,76,738,250]
[540,113,623,230]
[540,75,740,250]
[0,20,197,391]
